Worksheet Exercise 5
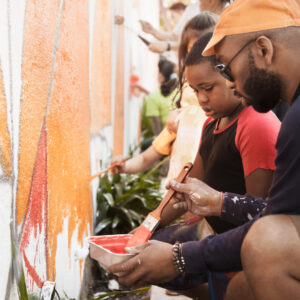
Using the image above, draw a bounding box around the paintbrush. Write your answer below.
[126,162,193,248]
[114,15,150,46]
[90,158,128,181]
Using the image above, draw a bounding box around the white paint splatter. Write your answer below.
[231,196,239,204]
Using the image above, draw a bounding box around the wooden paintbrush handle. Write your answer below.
[90,158,128,181]
[151,162,193,219]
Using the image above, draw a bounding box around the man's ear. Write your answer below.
[254,35,274,66]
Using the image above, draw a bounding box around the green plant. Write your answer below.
[95,163,165,235]
[89,286,150,300]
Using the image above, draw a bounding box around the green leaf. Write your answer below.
[112,183,123,198]
[118,207,136,228]
[127,209,142,223]
[102,193,114,207]
[96,198,109,221]
[112,216,120,229]
[112,173,121,184]
[95,218,112,234]
[123,194,148,208]
[99,174,112,193]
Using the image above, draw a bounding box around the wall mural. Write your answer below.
[0,0,92,298]
[0,0,158,298]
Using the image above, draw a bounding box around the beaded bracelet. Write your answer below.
[172,241,187,276]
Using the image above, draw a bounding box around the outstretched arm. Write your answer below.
[139,20,178,42]
[111,146,162,174]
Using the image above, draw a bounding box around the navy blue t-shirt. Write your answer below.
[182,85,300,274]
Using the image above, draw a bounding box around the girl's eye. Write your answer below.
[204,86,213,92]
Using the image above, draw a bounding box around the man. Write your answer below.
[108,1,300,299]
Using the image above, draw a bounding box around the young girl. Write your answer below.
[186,32,280,232]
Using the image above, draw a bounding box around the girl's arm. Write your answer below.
[245,168,273,198]
[112,146,162,174]
[139,20,178,42]
[151,116,163,136]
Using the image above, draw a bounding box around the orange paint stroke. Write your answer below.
[46,0,91,280]
[20,120,48,290]
[0,64,11,178]
[17,0,61,225]
[90,0,112,133]
[113,1,125,157]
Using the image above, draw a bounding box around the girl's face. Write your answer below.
[185,60,242,119]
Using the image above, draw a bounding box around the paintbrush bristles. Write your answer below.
[114,15,125,25]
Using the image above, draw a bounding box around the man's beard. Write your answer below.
[242,52,283,113]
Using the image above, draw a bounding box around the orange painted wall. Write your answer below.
[90,0,112,133]
[1,0,159,295]
[16,0,91,291]
[0,66,11,178]
[113,4,125,157]
[46,0,91,280]
[17,0,61,226]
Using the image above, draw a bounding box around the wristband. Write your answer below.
[166,41,171,51]
[172,241,186,276]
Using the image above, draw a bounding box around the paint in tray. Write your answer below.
[89,235,132,254]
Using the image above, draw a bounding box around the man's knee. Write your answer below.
[241,215,299,277]
[225,272,255,300]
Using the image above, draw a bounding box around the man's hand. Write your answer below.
[148,41,168,53]
[169,177,222,216]
[108,241,177,287]
[139,20,155,35]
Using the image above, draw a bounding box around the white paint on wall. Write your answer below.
[90,125,114,221]
[55,217,91,298]
[8,0,26,213]
[0,181,13,299]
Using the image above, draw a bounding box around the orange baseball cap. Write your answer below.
[203,0,300,56]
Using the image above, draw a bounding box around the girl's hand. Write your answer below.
[139,20,155,35]
[169,177,222,216]
[110,157,127,174]
[148,41,168,54]
[166,109,182,134]
[108,240,177,286]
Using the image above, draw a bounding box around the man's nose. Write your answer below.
[226,79,235,89]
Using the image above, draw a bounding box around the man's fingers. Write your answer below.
[173,201,187,210]
[169,179,191,194]
[108,256,139,275]
[125,242,149,254]
[117,269,145,287]
[116,258,146,286]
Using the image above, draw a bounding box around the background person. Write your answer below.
[143,0,230,54]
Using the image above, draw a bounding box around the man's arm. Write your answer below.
[182,213,262,274]
[108,213,261,287]
[220,192,267,226]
